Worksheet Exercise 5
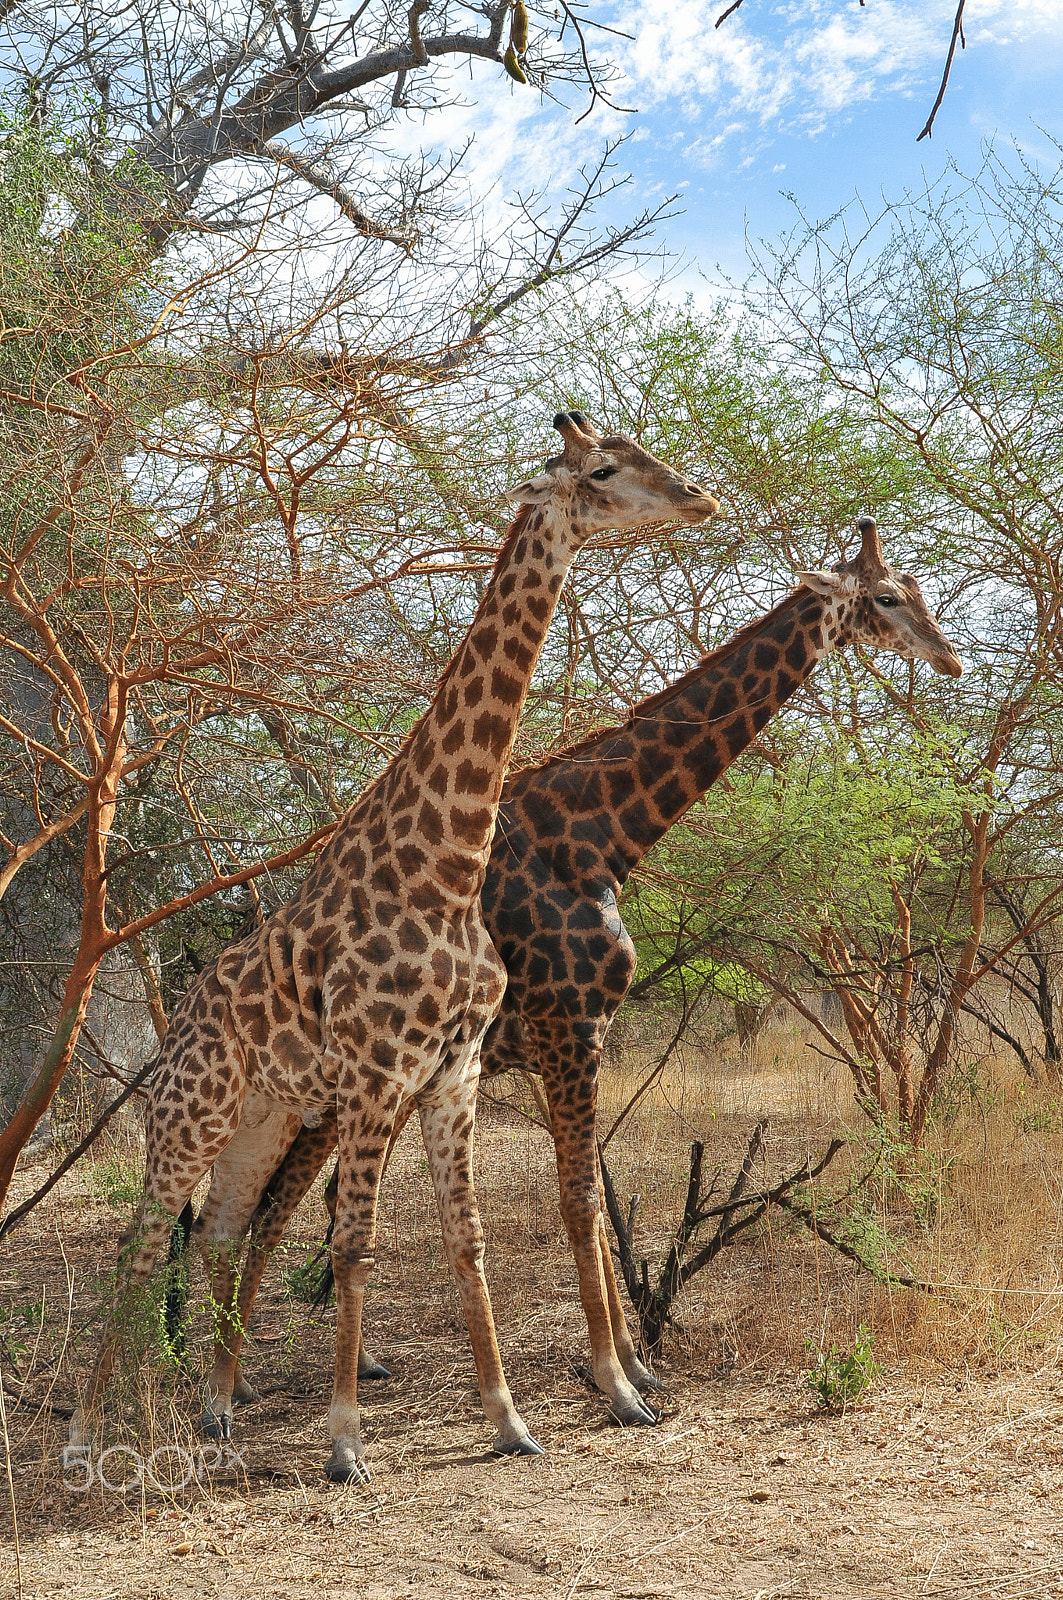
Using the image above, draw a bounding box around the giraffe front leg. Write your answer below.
[69,1197,185,1451]
[326,1231,374,1485]
[325,1093,400,1484]
[321,1152,400,1382]
[71,1057,244,1453]
[198,1241,243,1440]
[533,1027,659,1427]
[418,1055,543,1458]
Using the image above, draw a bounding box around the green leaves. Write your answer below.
[806,1324,879,1412]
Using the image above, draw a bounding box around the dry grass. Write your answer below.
[2,1009,1063,1597]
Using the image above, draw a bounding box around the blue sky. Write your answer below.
[411,0,1063,302]
[629,0,1063,288]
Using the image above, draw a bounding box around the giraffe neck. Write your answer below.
[359,499,584,902]
[505,585,843,884]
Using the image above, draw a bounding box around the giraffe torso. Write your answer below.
[148,777,505,1153]
[480,796,636,1067]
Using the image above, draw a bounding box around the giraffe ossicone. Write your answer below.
[215,512,961,1432]
[68,414,718,1481]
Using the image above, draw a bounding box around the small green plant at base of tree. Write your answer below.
[806,1324,880,1412]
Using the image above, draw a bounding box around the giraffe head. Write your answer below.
[509,411,719,533]
[798,517,963,677]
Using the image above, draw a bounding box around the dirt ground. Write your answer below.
[3,1081,1063,1600]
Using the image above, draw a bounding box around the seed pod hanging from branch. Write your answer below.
[510,0,530,55]
[503,42,527,83]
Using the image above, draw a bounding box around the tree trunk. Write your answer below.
[0,954,102,1207]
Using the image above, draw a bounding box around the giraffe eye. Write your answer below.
[589,466,617,481]
[875,594,900,608]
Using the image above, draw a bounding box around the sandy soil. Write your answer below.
[3,1103,1063,1600]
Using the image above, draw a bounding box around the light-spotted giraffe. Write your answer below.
[214,516,962,1432]
[68,413,717,1481]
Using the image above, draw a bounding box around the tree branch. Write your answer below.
[252,137,415,249]
[917,0,966,142]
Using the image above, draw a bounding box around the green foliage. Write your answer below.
[934,1059,1005,1131]
[624,718,985,1010]
[87,1144,144,1209]
[281,1244,333,1305]
[806,1324,879,1412]
[1014,1093,1063,1135]
[107,1223,189,1377]
[850,1120,955,1231]
[829,1193,903,1277]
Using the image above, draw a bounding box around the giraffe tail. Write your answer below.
[164,1200,195,1360]
[309,1217,335,1310]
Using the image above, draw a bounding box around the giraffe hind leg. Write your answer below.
[223,1115,340,1405]
[529,1020,659,1426]
[224,1111,401,1402]
[596,1200,662,1391]
[192,1096,303,1440]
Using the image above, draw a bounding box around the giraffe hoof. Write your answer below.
[324,1447,371,1485]
[232,1381,260,1407]
[357,1360,391,1382]
[631,1366,665,1393]
[492,1432,545,1457]
[200,1409,232,1441]
[609,1396,660,1427]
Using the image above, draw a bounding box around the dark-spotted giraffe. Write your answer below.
[197,515,963,1433]
[67,413,718,1481]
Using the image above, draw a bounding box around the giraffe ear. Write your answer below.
[797,569,844,597]
[507,473,555,504]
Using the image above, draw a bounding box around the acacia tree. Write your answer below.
[499,164,1063,1152]
[0,2,680,1207]
[0,116,404,1200]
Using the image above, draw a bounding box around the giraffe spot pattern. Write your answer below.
[82,431,733,1455]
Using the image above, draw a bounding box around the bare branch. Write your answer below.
[407,0,429,67]
[254,137,415,248]
[917,0,966,141]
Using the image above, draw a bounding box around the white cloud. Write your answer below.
[378,55,636,248]
[603,0,1063,166]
